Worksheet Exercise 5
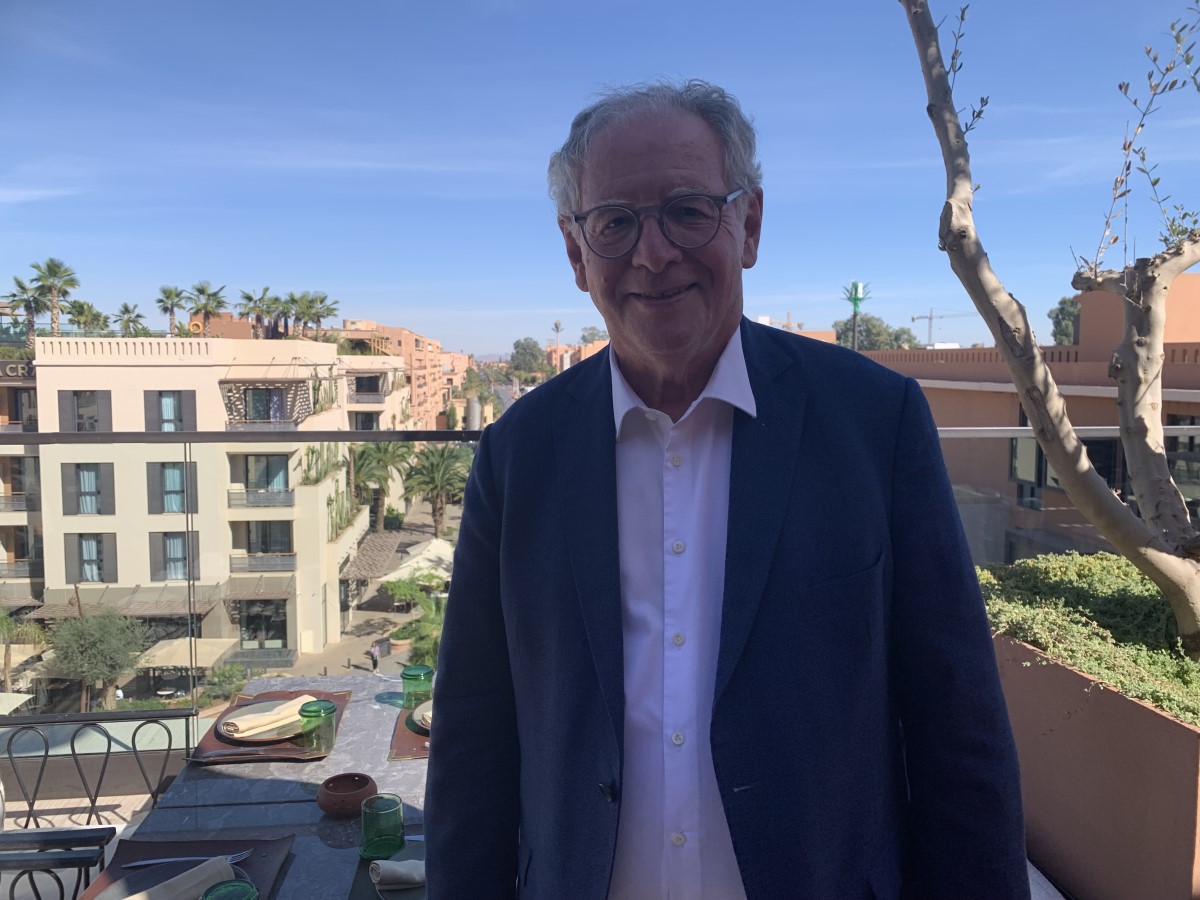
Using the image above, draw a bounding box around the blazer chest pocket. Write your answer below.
[792,553,884,625]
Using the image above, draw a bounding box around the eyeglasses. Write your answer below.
[570,188,745,259]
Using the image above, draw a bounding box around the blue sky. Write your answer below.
[3,0,1200,356]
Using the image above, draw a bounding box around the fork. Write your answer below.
[121,848,254,869]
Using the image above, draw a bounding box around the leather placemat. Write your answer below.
[388,711,430,761]
[80,835,294,900]
[191,690,351,764]
[347,839,425,899]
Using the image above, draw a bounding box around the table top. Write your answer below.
[130,674,428,899]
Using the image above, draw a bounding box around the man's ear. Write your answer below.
[559,217,590,292]
[741,188,764,270]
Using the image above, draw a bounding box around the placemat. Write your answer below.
[80,835,294,900]
[388,710,430,761]
[347,840,425,900]
[191,689,351,764]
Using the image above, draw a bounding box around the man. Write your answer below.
[425,80,1028,899]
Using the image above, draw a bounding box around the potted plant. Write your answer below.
[981,552,1200,900]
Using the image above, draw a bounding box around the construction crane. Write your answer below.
[764,310,803,333]
[911,308,975,346]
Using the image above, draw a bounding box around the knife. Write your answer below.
[122,856,232,869]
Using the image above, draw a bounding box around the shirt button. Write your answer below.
[672,632,685,647]
[671,540,685,554]
[671,731,685,746]
[671,832,686,847]
[670,454,683,467]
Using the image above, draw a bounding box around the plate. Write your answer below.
[96,862,250,900]
[404,710,429,737]
[413,700,433,729]
[215,699,306,744]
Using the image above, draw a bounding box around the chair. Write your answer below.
[0,825,115,899]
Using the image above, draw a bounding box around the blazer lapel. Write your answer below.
[553,349,625,747]
[714,323,807,702]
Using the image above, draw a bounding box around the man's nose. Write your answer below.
[630,214,682,272]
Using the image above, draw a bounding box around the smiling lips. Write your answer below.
[630,283,695,301]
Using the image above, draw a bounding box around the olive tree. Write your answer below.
[901,0,1200,656]
[50,611,150,711]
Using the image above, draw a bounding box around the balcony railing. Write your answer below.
[225,419,298,432]
[0,420,36,433]
[227,488,295,508]
[348,391,386,404]
[229,553,297,573]
[0,560,43,578]
[0,493,33,511]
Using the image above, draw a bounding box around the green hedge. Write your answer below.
[980,552,1200,727]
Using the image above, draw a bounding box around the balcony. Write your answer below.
[348,390,386,404]
[226,419,298,432]
[0,559,44,578]
[227,488,295,508]
[0,419,36,434]
[229,553,297,573]
[0,493,34,512]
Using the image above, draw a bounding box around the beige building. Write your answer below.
[0,336,408,667]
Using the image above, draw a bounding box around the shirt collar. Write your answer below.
[610,327,757,439]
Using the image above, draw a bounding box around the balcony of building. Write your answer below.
[346,372,393,405]
[229,552,297,573]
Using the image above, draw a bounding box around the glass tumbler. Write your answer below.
[401,665,433,709]
[360,793,406,860]
[201,881,259,900]
[299,698,337,752]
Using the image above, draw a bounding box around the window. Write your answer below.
[248,521,292,554]
[240,598,288,649]
[354,412,379,430]
[150,531,199,581]
[65,533,116,583]
[246,455,288,491]
[245,388,285,423]
[59,390,111,433]
[354,375,380,394]
[144,390,196,432]
[147,462,198,514]
[61,463,114,515]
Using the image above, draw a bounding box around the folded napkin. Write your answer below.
[220,693,317,738]
[126,857,235,900]
[369,859,426,888]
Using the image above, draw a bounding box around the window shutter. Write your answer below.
[144,391,160,432]
[181,391,197,432]
[188,531,200,580]
[101,533,117,583]
[99,463,115,515]
[149,533,165,581]
[97,392,113,432]
[58,392,75,433]
[63,535,80,584]
[147,463,163,514]
[186,462,199,514]
[61,464,78,516]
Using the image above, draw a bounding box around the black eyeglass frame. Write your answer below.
[569,188,746,259]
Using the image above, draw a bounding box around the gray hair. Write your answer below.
[547,79,762,216]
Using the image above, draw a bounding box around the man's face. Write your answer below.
[560,108,763,382]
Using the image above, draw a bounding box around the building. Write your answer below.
[864,274,1200,563]
[0,336,408,672]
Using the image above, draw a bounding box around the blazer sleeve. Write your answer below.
[889,379,1031,899]
[424,429,520,899]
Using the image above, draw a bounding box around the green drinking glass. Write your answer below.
[201,880,258,900]
[401,665,433,709]
[360,793,406,860]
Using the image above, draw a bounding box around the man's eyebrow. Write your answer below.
[585,187,715,208]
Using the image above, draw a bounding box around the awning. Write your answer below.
[379,538,455,583]
[35,588,223,619]
[137,637,237,671]
[0,692,33,715]
[341,533,403,581]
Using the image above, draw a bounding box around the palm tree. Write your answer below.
[354,442,415,532]
[3,277,48,351]
[238,287,272,339]
[29,258,79,337]
[115,302,145,337]
[280,292,307,338]
[552,319,563,347]
[0,610,45,693]
[309,292,339,340]
[294,292,318,338]
[64,300,110,333]
[404,443,472,538]
[188,281,228,336]
[156,285,188,335]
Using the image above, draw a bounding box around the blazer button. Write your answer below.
[598,782,618,803]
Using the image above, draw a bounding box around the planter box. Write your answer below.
[994,635,1200,900]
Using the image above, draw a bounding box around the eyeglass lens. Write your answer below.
[582,195,723,257]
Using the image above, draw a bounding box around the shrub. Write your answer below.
[384,506,405,531]
[116,698,169,711]
[981,552,1200,726]
[384,576,424,607]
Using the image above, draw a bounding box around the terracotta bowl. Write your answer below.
[316,772,378,819]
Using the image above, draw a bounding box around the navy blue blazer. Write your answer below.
[425,319,1029,899]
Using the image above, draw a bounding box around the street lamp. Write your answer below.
[844,281,868,351]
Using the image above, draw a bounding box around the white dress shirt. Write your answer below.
[606,330,756,900]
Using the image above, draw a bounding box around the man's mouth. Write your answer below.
[632,284,693,301]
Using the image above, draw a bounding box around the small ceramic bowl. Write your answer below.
[316,772,378,819]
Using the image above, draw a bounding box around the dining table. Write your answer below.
[85,673,429,899]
